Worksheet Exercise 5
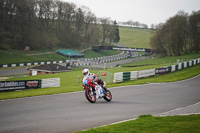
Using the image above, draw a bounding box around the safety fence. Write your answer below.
[0,78,60,92]
[113,58,200,83]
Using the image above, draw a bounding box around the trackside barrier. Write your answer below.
[0,78,60,92]
[0,60,66,68]
[114,69,155,83]
[123,72,131,81]
[113,72,123,83]
[113,58,200,83]
[41,78,60,88]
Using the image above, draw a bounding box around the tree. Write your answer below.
[150,10,198,56]
[189,10,200,52]
[113,20,120,42]
[0,0,118,50]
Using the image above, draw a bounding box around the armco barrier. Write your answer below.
[113,58,200,83]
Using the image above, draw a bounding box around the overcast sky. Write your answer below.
[61,0,200,26]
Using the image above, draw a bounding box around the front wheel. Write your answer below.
[85,89,96,103]
[103,90,112,102]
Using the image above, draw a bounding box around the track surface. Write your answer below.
[0,75,200,133]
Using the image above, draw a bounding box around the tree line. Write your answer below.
[0,0,120,50]
[118,20,148,29]
[150,10,200,56]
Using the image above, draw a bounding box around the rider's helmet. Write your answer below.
[82,68,90,77]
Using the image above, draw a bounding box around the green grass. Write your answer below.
[0,49,121,65]
[119,27,154,48]
[121,52,200,68]
[76,114,200,133]
[83,50,121,58]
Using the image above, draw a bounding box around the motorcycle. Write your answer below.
[83,79,112,103]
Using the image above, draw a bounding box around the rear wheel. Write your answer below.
[85,89,96,103]
[103,90,112,102]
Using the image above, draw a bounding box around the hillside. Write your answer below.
[119,27,154,49]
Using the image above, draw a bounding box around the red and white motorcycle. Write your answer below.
[83,79,112,103]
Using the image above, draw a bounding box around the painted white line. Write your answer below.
[158,102,200,116]
[82,118,138,131]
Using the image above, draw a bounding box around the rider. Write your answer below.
[82,68,107,91]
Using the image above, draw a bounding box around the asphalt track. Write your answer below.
[0,75,200,133]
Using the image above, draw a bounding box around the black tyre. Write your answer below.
[103,90,112,102]
[85,89,96,103]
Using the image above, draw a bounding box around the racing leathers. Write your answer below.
[82,73,107,90]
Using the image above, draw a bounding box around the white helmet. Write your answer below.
[82,68,90,77]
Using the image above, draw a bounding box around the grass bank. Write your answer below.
[121,52,200,67]
[119,27,154,48]
[76,114,200,133]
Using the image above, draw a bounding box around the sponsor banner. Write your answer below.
[137,69,155,78]
[156,68,168,74]
[92,46,149,52]
[25,80,41,89]
[0,80,41,92]
[0,81,26,91]
[112,47,145,52]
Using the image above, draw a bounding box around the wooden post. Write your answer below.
[78,75,80,86]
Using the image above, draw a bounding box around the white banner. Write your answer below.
[41,78,60,88]
[137,69,155,78]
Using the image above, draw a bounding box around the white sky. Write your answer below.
[60,0,200,26]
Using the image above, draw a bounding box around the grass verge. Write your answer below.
[76,114,200,133]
